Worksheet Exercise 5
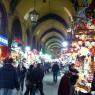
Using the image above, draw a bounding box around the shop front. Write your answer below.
[0,35,8,60]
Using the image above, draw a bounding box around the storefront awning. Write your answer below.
[0,35,8,46]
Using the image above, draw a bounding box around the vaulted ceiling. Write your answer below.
[11,0,93,53]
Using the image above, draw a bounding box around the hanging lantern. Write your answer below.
[29,10,39,22]
[29,0,39,23]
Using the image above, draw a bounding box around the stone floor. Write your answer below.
[43,73,61,95]
[13,72,62,95]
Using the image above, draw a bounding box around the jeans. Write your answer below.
[0,88,13,95]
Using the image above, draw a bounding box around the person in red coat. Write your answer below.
[58,72,71,95]
[58,71,79,95]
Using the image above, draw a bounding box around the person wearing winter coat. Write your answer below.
[31,63,44,95]
[52,62,59,83]
[24,64,34,95]
[0,58,19,95]
[17,62,26,91]
[58,70,79,95]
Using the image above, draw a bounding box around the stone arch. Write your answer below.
[0,2,7,37]
[26,28,31,46]
[9,17,23,50]
[11,17,22,40]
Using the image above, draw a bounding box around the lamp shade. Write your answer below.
[29,10,39,22]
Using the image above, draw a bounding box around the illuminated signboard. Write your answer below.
[0,35,8,46]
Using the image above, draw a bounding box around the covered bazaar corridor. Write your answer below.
[0,0,95,95]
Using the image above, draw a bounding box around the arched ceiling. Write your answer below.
[47,43,62,49]
[45,39,62,47]
[41,30,64,43]
[50,45,61,49]
[44,36,63,44]
[46,40,62,47]
[16,0,75,22]
[34,19,67,38]
[13,0,80,52]
[40,28,65,40]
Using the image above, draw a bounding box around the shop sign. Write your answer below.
[0,35,8,46]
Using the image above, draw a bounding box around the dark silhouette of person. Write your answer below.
[17,62,26,91]
[58,66,79,95]
[0,58,19,95]
[52,62,59,83]
[31,63,44,95]
[69,64,79,74]
[24,64,34,95]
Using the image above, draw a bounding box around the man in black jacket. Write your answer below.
[17,62,26,91]
[52,62,59,83]
[31,63,44,95]
[24,64,34,95]
[0,58,19,95]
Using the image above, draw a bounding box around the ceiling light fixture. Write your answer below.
[29,0,39,23]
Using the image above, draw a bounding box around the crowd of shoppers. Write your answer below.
[0,57,45,95]
[24,63,44,95]
[0,57,95,95]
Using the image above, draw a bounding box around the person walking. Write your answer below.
[17,62,26,91]
[24,64,34,95]
[0,58,19,95]
[31,63,44,95]
[52,62,59,83]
